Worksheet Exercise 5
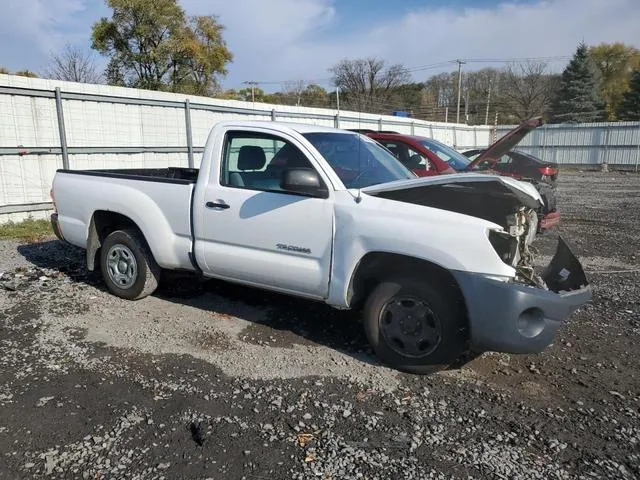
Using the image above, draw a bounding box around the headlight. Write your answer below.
[488,229,519,266]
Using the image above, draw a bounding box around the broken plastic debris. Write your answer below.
[297,433,314,447]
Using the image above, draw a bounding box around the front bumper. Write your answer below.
[452,236,592,354]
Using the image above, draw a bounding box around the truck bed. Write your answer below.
[52,167,198,271]
[57,167,199,184]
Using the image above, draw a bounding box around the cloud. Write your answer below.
[1,0,638,87]
[0,0,92,71]
[202,0,640,89]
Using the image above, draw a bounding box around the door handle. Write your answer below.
[206,201,230,209]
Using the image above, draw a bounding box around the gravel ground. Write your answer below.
[1,171,639,479]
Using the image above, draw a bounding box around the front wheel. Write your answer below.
[99,229,160,300]
[363,277,468,374]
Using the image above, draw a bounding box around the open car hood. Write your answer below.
[466,116,544,169]
[361,172,543,210]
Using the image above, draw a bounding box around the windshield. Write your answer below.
[302,132,415,188]
[417,138,472,171]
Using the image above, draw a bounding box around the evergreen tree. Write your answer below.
[616,69,640,120]
[552,43,605,122]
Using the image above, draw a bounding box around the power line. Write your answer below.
[238,54,573,89]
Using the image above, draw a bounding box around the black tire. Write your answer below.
[99,229,160,300]
[363,277,468,374]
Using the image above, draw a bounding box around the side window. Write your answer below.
[221,132,316,193]
[494,155,512,171]
[406,147,432,170]
[381,142,401,159]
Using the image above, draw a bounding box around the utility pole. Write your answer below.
[445,106,448,123]
[243,80,258,104]
[464,88,469,124]
[336,86,340,113]
[454,59,466,124]
[485,81,492,125]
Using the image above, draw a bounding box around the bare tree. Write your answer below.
[499,61,559,122]
[282,80,306,105]
[329,57,410,112]
[45,44,103,84]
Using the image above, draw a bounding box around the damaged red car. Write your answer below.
[354,117,559,232]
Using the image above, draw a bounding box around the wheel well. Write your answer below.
[348,252,468,320]
[87,211,141,271]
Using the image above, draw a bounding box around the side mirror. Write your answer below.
[281,168,329,198]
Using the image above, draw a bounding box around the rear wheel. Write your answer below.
[100,229,160,300]
[363,277,467,374]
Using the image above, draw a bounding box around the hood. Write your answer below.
[466,116,544,169]
[361,172,543,210]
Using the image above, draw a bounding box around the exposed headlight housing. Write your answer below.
[488,229,519,266]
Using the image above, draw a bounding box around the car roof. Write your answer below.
[217,120,354,135]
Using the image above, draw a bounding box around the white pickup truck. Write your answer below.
[50,120,591,373]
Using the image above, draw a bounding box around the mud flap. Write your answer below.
[541,237,589,293]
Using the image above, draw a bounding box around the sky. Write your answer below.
[1,0,639,91]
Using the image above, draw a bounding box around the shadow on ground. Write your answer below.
[17,239,376,365]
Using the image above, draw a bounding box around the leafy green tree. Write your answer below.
[300,84,330,107]
[551,42,605,123]
[616,69,640,120]
[589,42,640,120]
[91,0,232,94]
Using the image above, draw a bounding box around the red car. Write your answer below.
[352,117,559,231]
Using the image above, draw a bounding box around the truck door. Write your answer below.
[194,129,334,299]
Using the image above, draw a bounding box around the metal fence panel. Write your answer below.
[496,122,640,168]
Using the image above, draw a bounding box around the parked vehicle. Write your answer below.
[50,121,591,374]
[357,117,559,231]
[462,149,559,187]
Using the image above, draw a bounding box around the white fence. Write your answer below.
[496,122,640,169]
[0,74,492,223]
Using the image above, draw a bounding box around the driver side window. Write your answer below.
[221,131,316,193]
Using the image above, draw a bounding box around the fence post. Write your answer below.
[271,109,276,121]
[334,114,340,129]
[602,126,610,172]
[411,121,415,135]
[378,118,383,131]
[54,87,69,170]
[636,126,640,173]
[184,99,194,169]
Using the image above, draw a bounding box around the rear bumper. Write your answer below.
[452,236,591,354]
[50,213,65,242]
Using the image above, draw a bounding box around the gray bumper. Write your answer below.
[452,237,592,354]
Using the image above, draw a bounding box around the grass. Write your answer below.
[0,217,53,242]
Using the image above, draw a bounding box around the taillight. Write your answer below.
[538,166,557,176]
[50,188,57,212]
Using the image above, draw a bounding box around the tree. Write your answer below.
[44,44,103,83]
[589,42,640,120]
[617,69,640,120]
[499,62,559,122]
[551,42,605,123]
[91,0,232,95]
[14,70,38,78]
[329,57,410,112]
[300,84,330,107]
[0,67,8,74]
